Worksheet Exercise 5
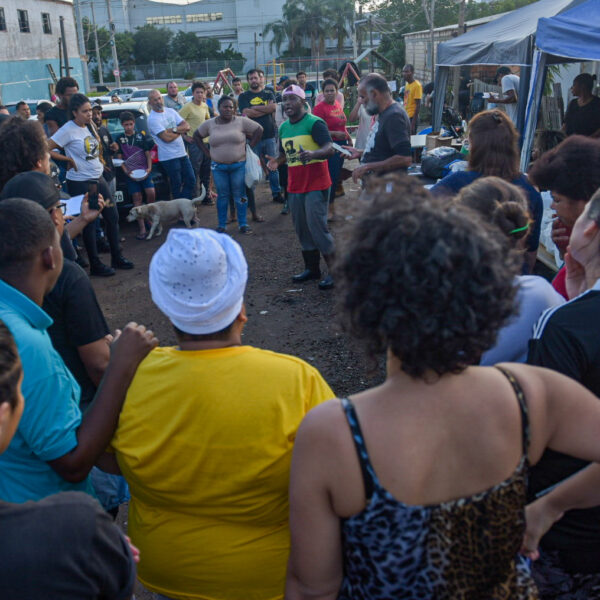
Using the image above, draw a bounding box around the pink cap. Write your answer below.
[282,85,306,100]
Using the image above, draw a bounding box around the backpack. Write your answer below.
[421,147,463,179]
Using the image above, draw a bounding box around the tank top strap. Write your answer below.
[494,366,531,456]
[341,398,378,500]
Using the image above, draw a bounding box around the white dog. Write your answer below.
[126,187,206,240]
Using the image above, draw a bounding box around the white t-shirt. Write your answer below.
[480,275,565,365]
[147,107,186,161]
[51,120,103,181]
[501,74,520,124]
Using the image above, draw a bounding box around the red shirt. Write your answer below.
[312,101,349,140]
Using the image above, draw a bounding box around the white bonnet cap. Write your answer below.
[149,228,248,334]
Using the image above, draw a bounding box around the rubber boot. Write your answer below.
[293,249,321,282]
[318,252,335,290]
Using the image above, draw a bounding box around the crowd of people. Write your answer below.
[1,64,600,600]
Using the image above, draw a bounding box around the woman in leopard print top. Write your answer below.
[284,176,600,600]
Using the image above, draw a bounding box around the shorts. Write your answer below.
[126,174,155,196]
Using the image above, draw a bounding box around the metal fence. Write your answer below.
[91,60,246,84]
[90,55,386,85]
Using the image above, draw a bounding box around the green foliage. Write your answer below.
[263,0,354,57]
[115,32,135,66]
[133,24,173,63]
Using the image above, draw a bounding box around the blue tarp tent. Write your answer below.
[432,0,584,135]
[520,0,600,170]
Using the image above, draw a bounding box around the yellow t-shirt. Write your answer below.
[110,345,334,600]
[404,79,423,118]
[179,101,211,134]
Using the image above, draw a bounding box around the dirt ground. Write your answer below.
[91,175,384,598]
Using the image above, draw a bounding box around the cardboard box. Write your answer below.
[436,136,453,147]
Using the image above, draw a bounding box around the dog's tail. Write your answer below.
[191,185,207,206]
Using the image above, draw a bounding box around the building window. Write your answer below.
[145,15,182,25]
[17,9,29,32]
[186,12,224,23]
[41,12,51,34]
[0,8,6,32]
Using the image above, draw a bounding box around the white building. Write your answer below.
[81,0,287,69]
[0,0,86,104]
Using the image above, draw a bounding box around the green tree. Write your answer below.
[133,25,173,63]
[217,44,245,62]
[170,30,201,61]
[115,31,135,66]
[82,18,111,64]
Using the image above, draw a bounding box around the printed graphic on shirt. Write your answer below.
[84,135,99,160]
[250,96,269,106]
[281,134,324,167]
[362,121,379,156]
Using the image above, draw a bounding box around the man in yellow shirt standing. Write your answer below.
[180,81,213,203]
[402,64,423,135]
[107,228,334,600]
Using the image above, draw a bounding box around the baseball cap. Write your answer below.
[282,85,306,100]
[0,171,60,209]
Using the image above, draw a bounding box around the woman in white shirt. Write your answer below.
[49,93,132,277]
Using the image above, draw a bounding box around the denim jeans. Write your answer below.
[161,155,196,200]
[326,152,344,204]
[253,137,281,196]
[211,160,247,229]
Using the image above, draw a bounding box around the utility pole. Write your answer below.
[357,5,363,55]
[72,0,91,91]
[58,38,63,77]
[422,0,436,83]
[254,32,258,68]
[368,15,373,71]
[91,3,104,86]
[105,0,121,86]
[451,0,466,111]
[60,17,70,75]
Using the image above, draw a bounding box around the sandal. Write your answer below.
[135,233,147,240]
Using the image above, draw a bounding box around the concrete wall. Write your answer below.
[0,0,86,103]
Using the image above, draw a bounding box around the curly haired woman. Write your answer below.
[284,175,600,600]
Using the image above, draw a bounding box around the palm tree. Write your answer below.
[263,1,304,55]
[263,0,355,57]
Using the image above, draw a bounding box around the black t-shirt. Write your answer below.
[564,96,600,137]
[528,288,600,555]
[43,258,110,409]
[237,89,276,139]
[45,105,69,130]
[304,83,316,105]
[97,125,115,181]
[361,102,412,166]
[0,491,135,599]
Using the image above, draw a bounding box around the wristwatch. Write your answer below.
[171,127,178,134]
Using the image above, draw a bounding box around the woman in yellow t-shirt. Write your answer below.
[109,228,334,600]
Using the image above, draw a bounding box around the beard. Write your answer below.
[365,101,379,116]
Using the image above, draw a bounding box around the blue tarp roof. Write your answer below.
[436,0,584,66]
[536,0,600,62]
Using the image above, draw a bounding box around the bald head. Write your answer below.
[148,89,164,112]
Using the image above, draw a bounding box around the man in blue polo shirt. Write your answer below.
[0,198,157,502]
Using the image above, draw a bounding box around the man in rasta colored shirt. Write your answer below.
[267,85,335,290]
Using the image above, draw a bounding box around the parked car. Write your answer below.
[100,101,170,215]
[129,89,153,101]
[95,86,139,105]
[5,99,53,115]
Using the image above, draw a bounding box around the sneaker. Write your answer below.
[272,194,284,204]
[216,226,227,233]
[280,203,289,215]
[239,225,253,235]
[90,262,115,277]
[112,256,134,270]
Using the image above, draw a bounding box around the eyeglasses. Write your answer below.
[48,202,67,216]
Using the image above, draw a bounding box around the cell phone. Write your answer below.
[87,180,99,210]
[332,142,353,157]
